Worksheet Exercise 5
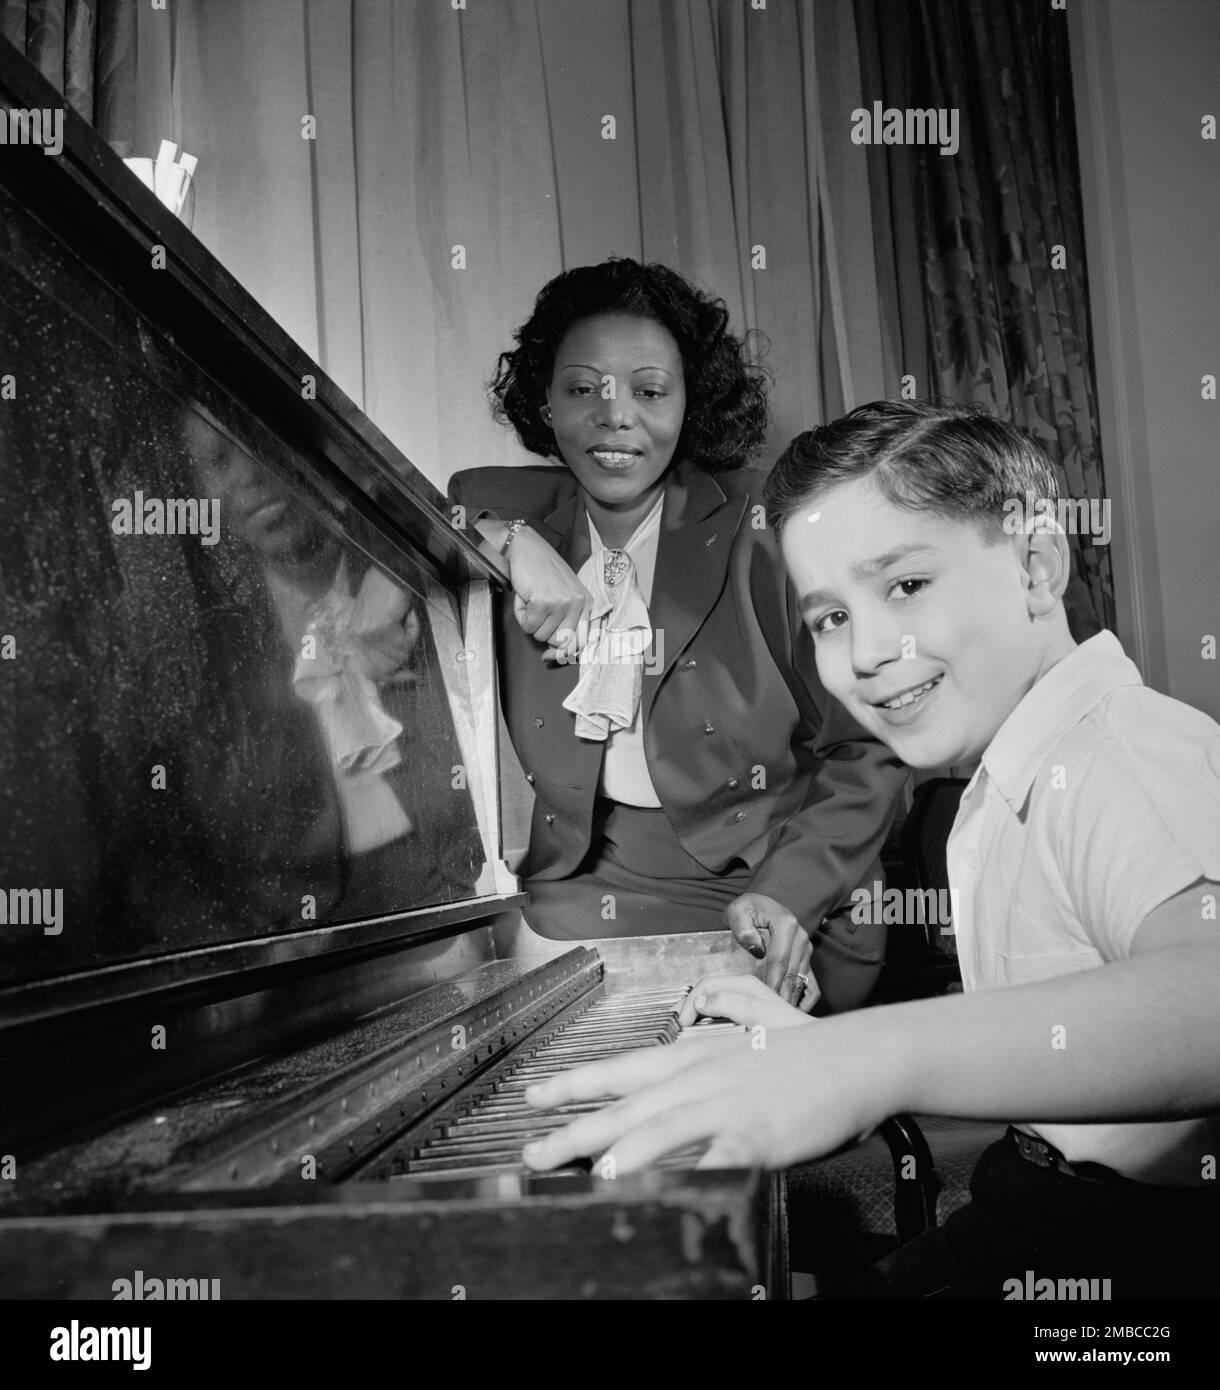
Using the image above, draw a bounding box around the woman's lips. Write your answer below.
[587,446,643,470]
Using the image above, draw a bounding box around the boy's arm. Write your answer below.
[886,882,1218,1124]
[522,882,1220,1174]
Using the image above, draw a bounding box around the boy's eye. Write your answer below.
[890,577,928,599]
[812,609,849,635]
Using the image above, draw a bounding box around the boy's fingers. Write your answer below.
[528,1084,733,1177]
[524,1041,697,1109]
[696,1130,762,1170]
[594,1101,733,1176]
[522,1085,678,1172]
[523,1042,747,1171]
[687,987,758,1026]
[676,974,763,1027]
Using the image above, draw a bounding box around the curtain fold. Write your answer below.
[1,0,152,153]
[165,0,884,486]
[855,0,1114,636]
[8,0,1109,647]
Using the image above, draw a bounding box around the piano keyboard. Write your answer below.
[388,985,743,1180]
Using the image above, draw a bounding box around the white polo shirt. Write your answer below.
[947,631,1220,1185]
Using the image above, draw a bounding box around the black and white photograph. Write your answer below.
[0,0,1216,1361]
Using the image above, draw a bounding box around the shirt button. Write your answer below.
[965,849,980,870]
[544,813,555,825]
[534,717,544,728]
[726,778,739,789]
[525,773,535,784]
[704,720,715,735]
[734,811,746,823]
[685,659,697,669]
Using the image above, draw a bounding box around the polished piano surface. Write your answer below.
[0,43,783,1299]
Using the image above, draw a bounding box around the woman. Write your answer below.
[449,259,905,1013]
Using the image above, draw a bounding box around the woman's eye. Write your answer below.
[635,387,666,400]
[565,383,597,397]
[812,610,848,635]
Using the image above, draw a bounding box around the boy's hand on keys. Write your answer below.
[677,973,818,1032]
[521,1017,889,1175]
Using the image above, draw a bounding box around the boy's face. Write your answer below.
[781,476,1056,768]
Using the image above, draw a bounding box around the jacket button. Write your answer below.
[544,813,555,825]
[703,720,715,735]
[685,659,697,669]
[526,773,535,784]
[734,811,746,823]
[534,717,544,728]
[727,778,739,789]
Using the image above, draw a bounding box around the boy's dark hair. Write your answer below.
[764,399,1061,538]
[489,257,769,472]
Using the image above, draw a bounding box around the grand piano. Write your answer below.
[0,43,786,1299]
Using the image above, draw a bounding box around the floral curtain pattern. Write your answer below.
[856,0,1115,638]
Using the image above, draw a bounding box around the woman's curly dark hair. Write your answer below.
[489,258,769,471]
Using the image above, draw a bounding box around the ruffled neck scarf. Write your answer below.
[562,496,662,741]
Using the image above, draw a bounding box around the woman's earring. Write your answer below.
[540,405,553,426]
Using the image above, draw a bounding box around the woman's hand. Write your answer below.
[504,526,592,659]
[677,973,815,1031]
[522,1017,893,1174]
[723,893,819,1012]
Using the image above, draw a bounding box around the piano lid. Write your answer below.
[0,43,521,1020]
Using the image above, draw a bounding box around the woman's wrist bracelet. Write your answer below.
[501,519,528,555]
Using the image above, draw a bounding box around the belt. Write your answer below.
[1006,1127,1121,1186]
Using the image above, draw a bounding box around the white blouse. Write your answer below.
[586,497,663,807]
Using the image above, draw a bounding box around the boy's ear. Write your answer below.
[1021,527,1071,616]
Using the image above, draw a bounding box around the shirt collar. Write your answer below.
[979,631,1144,811]
[586,491,664,555]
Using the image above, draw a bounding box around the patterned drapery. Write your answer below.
[855,0,1115,638]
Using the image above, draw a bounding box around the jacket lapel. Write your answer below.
[538,487,586,571]
[644,462,747,714]
[528,461,744,718]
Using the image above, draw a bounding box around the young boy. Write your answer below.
[520,401,1220,1298]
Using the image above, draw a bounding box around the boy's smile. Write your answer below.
[781,477,1074,769]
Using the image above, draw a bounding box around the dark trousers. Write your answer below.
[855,1133,1220,1300]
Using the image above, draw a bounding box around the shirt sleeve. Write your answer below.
[1056,725,1220,960]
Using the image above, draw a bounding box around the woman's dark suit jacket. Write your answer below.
[449,458,909,1010]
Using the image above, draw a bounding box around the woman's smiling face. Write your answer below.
[546,313,686,515]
